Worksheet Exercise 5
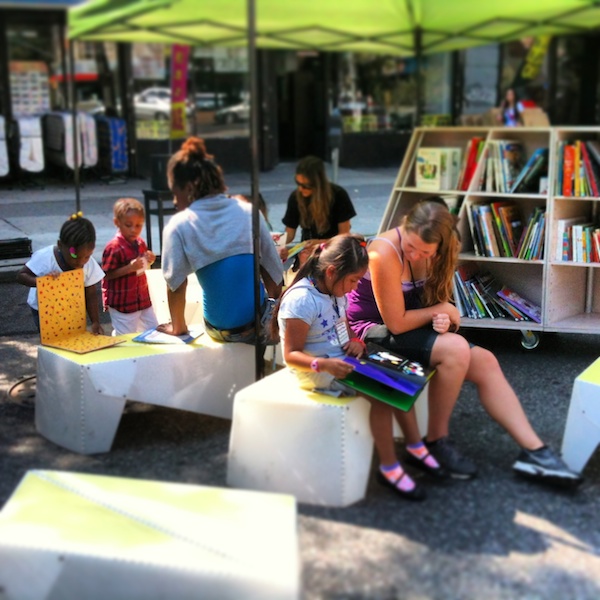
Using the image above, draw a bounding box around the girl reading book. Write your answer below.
[272,233,439,501]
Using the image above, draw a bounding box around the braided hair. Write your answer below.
[58,212,96,250]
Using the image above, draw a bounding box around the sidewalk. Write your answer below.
[1,166,600,599]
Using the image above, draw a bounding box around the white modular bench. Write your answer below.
[227,368,428,507]
[561,356,600,473]
[0,470,299,600]
[36,334,255,455]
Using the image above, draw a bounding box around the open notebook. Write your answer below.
[37,269,124,354]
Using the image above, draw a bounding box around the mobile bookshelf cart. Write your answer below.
[380,126,600,349]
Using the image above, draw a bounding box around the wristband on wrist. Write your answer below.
[350,337,366,349]
[310,358,320,372]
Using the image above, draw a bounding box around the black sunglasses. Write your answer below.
[295,178,313,190]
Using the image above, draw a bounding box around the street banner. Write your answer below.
[170,45,190,139]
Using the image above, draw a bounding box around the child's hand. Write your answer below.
[130,256,146,273]
[49,270,62,279]
[278,246,289,262]
[91,322,104,335]
[344,338,366,358]
[320,357,355,379]
[145,250,156,266]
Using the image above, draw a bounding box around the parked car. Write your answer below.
[214,100,250,125]
[195,92,227,111]
[134,87,193,121]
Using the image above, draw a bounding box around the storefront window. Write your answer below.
[132,45,249,140]
[335,51,453,133]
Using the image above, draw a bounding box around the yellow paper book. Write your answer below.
[37,270,125,354]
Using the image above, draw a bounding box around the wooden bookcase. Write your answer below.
[378,126,600,349]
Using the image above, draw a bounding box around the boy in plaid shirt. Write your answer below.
[102,198,158,335]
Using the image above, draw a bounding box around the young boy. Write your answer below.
[102,198,158,335]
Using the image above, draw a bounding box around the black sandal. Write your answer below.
[376,470,426,501]
[405,450,449,480]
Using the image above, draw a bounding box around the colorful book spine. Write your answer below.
[562,144,575,196]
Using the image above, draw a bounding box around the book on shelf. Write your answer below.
[499,140,524,193]
[555,216,587,261]
[490,201,515,257]
[496,202,523,257]
[496,286,542,323]
[510,147,548,194]
[415,147,462,191]
[562,144,575,196]
[415,147,443,191]
[580,142,600,197]
[474,203,502,257]
[457,137,485,191]
[453,267,534,321]
[517,206,545,260]
[340,344,435,412]
[465,202,486,257]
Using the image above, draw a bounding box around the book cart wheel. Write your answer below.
[520,330,540,350]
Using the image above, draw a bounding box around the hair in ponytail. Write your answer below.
[167,136,226,200]
[270,233,368,340]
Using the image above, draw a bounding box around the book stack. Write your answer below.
[556,140,600,197]
[415,147,462,191]
[516,206,546,260]
[555,217,600,262]
[453,265,542,323]
[466,200,523,258]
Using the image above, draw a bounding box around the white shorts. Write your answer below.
[108,306,159,336]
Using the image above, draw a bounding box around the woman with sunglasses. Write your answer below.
[281,155,357,263]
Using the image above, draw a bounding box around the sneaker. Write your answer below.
[512,447,583,488]
[424,437,478,480]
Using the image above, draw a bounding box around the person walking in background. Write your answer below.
[159,137,283,345]
[272,234,427,501]
[347,198,582,488]
[17,213,105,334]
[102,198,158,335]
[282,155,356,265]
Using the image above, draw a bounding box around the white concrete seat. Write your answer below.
[227,368,428,507]
[36,334,255,455]
[227,368,374,507]
[561,357,600,473]
[0,470,299,600]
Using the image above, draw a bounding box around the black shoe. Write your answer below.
[513,446,583,488]
[424,437,478,480]
[404,449,450,480]
[376,471,426,501]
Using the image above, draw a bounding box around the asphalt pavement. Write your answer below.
[1,163,600,599]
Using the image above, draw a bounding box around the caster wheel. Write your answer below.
[521,330,540,350]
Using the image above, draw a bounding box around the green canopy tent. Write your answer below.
[67,0,600,378]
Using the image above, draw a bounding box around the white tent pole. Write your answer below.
[248,0,263,380]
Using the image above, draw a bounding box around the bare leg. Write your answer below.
[393,407,421,445]
[366,398,397,466]
[424,333,471,441]
[465,346,543,450]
